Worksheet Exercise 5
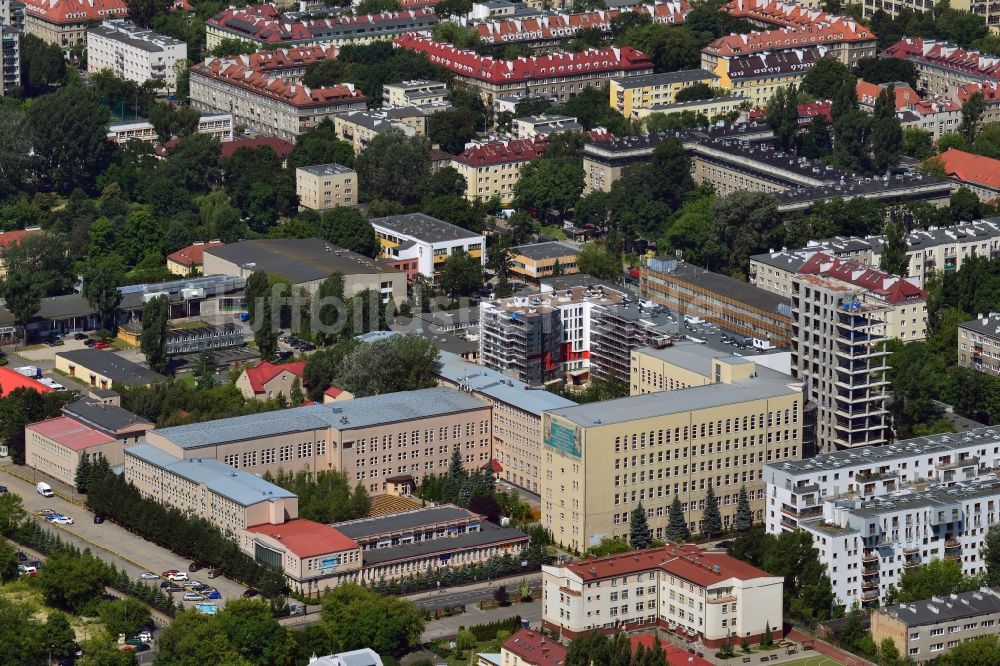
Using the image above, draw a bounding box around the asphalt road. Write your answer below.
[1,461,250,612]
[410,576,541,611]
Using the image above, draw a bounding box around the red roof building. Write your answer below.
[22,0,127,25]
[629,635,713,666]
[236,44,340,79]
[394,33,654,104]
[501,629,567,666]
[724,0,844,29]
[0,227,43,258]
[26,416,114,451]
[475,2,690,45]
[882,38,1000,97]
[936,148,1000,201]
[166,241,225,275]
[236,360,307,400]
[246,519,360,559]
[702,21,875,68]
[798,253,928,304]
[855,79,920,110]
[0,367,52,397]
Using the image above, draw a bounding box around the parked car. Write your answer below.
[206,570,218,579]
[242,588,259,598]
[84,339,96,347]
[185,581,206,590]
[161,569,179,576]
[139,572,159,580]
[0,485,7,493]
[48,338,64,347]
[51,516,74,525]
[204,590,222,600]
[74,333,88,340]
[167,572,189,582]
[16,551,27,562]
[182,592,204,601]
[188,561,204,572]
[159,581,173,588]
[37,509,55,516]
[18,565,38,576]
[164,584,184,593]
[44,513,65,521]
[93,514,104,524]
[92,342,109,349]
[137,631,152,643]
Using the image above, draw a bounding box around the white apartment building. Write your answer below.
[382,79,448,107]
[764,426,1000,608]
[87,20,186,93]
[369,213,484,280]
[106,113,233,144]
[511,114,582,139]
[541,544,784,646]
[1,24,19,97]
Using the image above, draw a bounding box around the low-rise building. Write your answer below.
[206,4,437,50]
[21,0,127,51]
[332,109,416,155]
[435,349,576,494]
[508,241,580,284]
[107,114,234,145]
[451,138,547,204]
[871,589,1000,664]
[236,360,306,400]
[295,163,357,210]
[382,79,448,107]
[0,226,43,277]
[87,20,186,93]
[309,649,383,666]
[166,241,225,275]
[609,69,719,117]
[511,114,582,139]
[189,55,366,141]
[630,95,751,121]
[395,33,654,105]
[936,148,1000,203]
[541,544,784,646]
[541,365,803,551]
[958,313,1000,376]
[640,257,793,349]
[55,349,166,389]
[202,238,406,301]
[244,518,362,595]
[369,212,485,280]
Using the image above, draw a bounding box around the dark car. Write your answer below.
[16,551,27,562]
[242,588,259,598]
[165,584,184,592]
[715,540,733,549]
[74,333,88,340]
[93,514,105,524]
[159,581,173,589]
[0,485,6,493]
[134,644,151,653]
[188,561,204,572]
[48,338,65,347]
[84,339,96,347]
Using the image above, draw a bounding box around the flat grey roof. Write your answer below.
[546,378,800,428]
[297,163,354,176]
[880,589,1000,627]
[203,238,399,284]
[611,69,718,89]
[540,274,619,292]
[510,241,580,261]
[358,522,528,565]
[334,505,474,539]
[56,349,166,386]
[765,426,1000,477]
[63,398,152,433]
[369,213,481,244]
[436,350,576,416]
[125,443,296,507]
[153,387,488,450]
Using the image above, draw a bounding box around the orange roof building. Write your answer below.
[936,148,1000,202]
[166,241,225,275]
[236,360,306,400]
[702,21,876,70]
[189,52,366,141]
[541,544,784,647]
[22,0,128,49]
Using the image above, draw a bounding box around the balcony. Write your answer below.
[903,560,920,568]
[857,470,898,483]
[862,550,879,563]
[903,545,919,554]
[862,589,879,601]
[945,539,961,549]
[862,580,879,591]
[945,551,961,561]
[862,566,879,577]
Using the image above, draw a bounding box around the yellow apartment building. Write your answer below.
[295,163,357,210]
[610,69,719,117]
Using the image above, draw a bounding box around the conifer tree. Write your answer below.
[629,502,653,550]
[74,455,92,493]
[666,496,690,542]
[734,485,753,532]
[702,482,722,538]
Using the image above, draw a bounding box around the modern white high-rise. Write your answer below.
[87,20,186,93]
[764,426,1000,609]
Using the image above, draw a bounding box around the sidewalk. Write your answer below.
[421,601,538,642]
[402,571,541,604]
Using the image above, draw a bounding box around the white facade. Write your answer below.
[541,545,784,645]
[369,213,484,279]
[106,114,233,144]
[765,426,1000,608]
[87,20,186,93]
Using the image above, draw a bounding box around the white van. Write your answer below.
[36,482,54,497]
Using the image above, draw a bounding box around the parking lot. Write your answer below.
[1,461,251,611]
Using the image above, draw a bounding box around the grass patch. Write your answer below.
[780,656,850,666]
[109,338,136,351]
[0,580,105,643]
[170,320,210,330]
[537,225,567,240]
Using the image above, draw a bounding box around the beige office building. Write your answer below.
[143,387,492,495]
[295,163,357,210]
[382,79,448,107]
[541,354,803,552]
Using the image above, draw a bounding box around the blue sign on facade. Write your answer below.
[544,416,581,458]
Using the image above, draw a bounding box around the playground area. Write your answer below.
[781,656,850,666]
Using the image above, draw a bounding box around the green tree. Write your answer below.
[701,482,722,538]
[141,294,169,375]
[286,119,355,171]
[43,611,79,661]
[5,232,75,296]
[78,631,138,666]
[588,537,633,557]
[355,128,430,205]
[0,487,27,535]
[801,58,854,99]
[439,249,484,297]
[154,610,251,666]
[0,269,41,340]
[426,107,478,154]
[124,0,169,29]
[576,244,620,281]
[214,599,296,666]
[766,85,799,153]
[934,635,1000,666]
[0,541,17,583]
[514,159,585,222]
[75,455,93,493]
[19,34,66,95]
[82,257,125,332]
[629,502,653,550]
[255,298,278,360]
[30,84,111,193]
[313,273,347,346]
[983,523,1000,587]
[734,485,753,531]
[666,496,690,542]
[761,621,774,648]
[675,82,715,102]
[195,350,217,390]
[854,57,917,89]
[319,584,425,657]
[98,597,152,640]
[36,551,111,612]
[902,126,934,159]
[244,271,270,329]
[880,218,909,276]
[871,84,903,174]
[888,557,980,603]
[332,333,441,397]
[880,637,901,666]
[318,208,377,258]
[960,90,986,144]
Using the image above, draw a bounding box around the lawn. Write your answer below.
[0,579,104,643]
[781,655,850,666]
[537,225,567,240]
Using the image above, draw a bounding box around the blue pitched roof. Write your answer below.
[435,351,576,416]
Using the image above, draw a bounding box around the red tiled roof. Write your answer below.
[208,4,435,44]
[453,137,546,166]
[502,629,566,666]
[26,416,114,451]
[246,519,359,558]
[798,253,928,303]
[482,458,503,473]
[395,33,653,85]
[323,386,344,398]
[882,38,1000,82]
[855,79,920,110]
[957,82,1000,104]
[704,22,874,58]
[724,0,852,29]
[242,360,306,394]
[630,635,713,666]
[0,367,53,398]
[798,100,831,121]
[240,45,339,75]
[192,56,365,109]
[166,241,225,268]
[475,2,689,44]
[937,148,1000,194]
[560,544,775,586]
[0,227,43,252]
[22,0,128,25]
[220,137,295,159]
